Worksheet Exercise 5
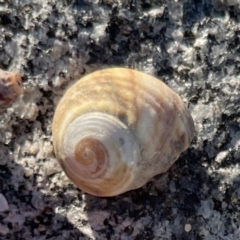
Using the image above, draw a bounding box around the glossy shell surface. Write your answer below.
[0,69,23,112]
[52,68,194,196]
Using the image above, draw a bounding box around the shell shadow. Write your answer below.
[82,144,209,240]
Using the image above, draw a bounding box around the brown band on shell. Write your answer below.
[74,138,108,178]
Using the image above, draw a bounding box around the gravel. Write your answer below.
[0,0,240,239]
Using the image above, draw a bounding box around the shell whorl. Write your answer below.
[62,112,141,196]
[52,68,194,196]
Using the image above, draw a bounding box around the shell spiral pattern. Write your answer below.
[52,68,194,196]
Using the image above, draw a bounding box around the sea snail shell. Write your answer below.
[0,69,23,112]
[52,68,194,197]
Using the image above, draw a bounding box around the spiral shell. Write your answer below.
[52,68,194,197]
[0,69,23,112]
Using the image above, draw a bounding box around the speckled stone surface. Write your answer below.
[0,0,239,239]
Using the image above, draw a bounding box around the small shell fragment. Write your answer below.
[0,69,23,112]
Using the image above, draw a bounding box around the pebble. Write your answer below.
[0,194,9,212]
[0,224,9,235]
[24,167,34,177]
[215,151,228,163]
[184,223,192,232]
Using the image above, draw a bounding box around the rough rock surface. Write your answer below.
[0,0,239,239]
